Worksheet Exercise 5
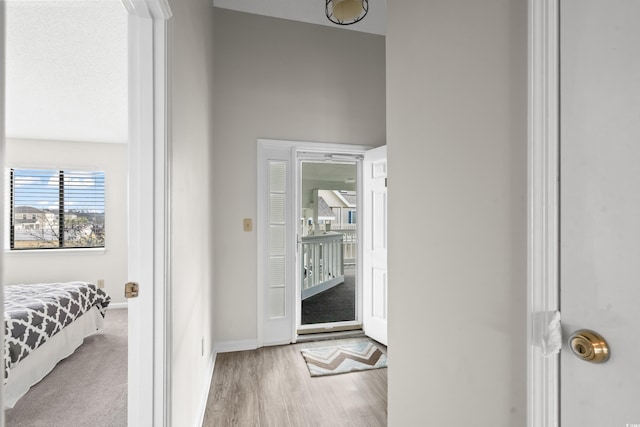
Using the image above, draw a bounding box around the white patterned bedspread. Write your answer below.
[3,282,110,383]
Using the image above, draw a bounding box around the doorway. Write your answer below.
[1,1,169,424]
[297,160,360,334]
[3,1,129,421]
[257,139,387,347]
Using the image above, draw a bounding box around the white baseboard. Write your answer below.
[263,339,291,347]
[213,339,258,354]
[107,302,128,309]
[196,350,217,427]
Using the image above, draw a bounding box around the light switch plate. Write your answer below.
[243,218,253,232]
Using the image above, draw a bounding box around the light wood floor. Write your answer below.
[203,337,387,427]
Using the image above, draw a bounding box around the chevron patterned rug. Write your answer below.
[300,341,387,377]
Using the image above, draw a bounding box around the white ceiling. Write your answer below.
[5,1,128,144]
[213,0,386,36]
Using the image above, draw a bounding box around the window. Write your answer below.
[348,210,357,224]
[9,169,105,250]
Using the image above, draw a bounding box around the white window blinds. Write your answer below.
[9,169,105,249]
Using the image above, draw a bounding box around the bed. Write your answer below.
[3,281,111,408]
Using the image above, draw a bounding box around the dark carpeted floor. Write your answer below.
[302,266,356,325]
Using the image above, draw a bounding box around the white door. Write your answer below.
[0,4,5,422]
[561,1,640,424]
[126,3,170,425]
[362,145,387,345]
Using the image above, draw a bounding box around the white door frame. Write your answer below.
[295,152,363,334]
[0,2,6,424]
[528,0,560,426]
[123,1,172,425]
[257,139,373,347]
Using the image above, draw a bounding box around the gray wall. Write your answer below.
[212,9,386,344]
[386,1,528,425]
[168,0,216,424]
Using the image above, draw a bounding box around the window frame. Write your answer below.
[8,168,106,251]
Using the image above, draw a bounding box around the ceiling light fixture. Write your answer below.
[326,0,368,26]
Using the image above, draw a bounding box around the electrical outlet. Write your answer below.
[97,279,105,289]
[243,218,253,232]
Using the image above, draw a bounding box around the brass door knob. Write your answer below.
[568,329,610,363]
[125,281,140,299]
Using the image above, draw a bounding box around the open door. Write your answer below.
[258,139,376,346]
[560,1,640,424]
[0,2,5,422]
[362,145,387,345]
[125,2,171,425]
[530,1,640,423]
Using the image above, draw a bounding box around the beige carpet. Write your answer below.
[5,308,128,427]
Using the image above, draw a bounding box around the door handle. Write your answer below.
[125,281,139,298]
[568,329,610,363]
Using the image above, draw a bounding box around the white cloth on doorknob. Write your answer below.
[541,310,562,357]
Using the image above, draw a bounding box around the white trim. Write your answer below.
[257,139,374,349]
[295,147,367,337]
[528,1,560,427]
[0,1,6,417]
[5,151,113,170]
[4,248,107,256]
[256,145,266,348]
[124,1,172,426]
[108,302,129,310]
[195,351,216,427]
[149,4,172,426]
[257,143,295,347]
[297,320,361,332]
[258,138,372,155]
[355,159,364,328]
[213,339,259,354]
